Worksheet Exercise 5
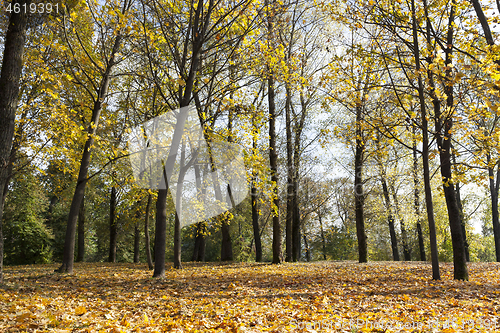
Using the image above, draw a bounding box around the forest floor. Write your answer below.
[0,261,499,332]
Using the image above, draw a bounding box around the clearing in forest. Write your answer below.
[0,261,499,332]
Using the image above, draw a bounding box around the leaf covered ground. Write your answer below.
[1,261,500,332]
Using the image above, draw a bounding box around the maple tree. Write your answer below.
[0,0,31,283]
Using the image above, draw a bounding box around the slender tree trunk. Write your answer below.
[144,192,153,270]
[451,146,469,262]
[0,0,30,282]
[191,164,206,263]
[416,0,440,279]
[455,181,470,261]
[381,177,400,261]
[173,141,188,269]
[487,155,500,261]
[220,71,235,262]
[108,186,118,263]
[153,187,167,277]
[354,104,367,263]
[413,132,426,261]
[471,0,500,263]
[57,31,124,274]
[303,234,310,262]
[76,195,85,262]
[220,125,233,262]
[134,222,140,263]
[319,215,327,260]
[285,85,293,262]
[266,0,281,264]
[269,75,281,264]
[291,94,306,262]
[436,0,467,280]
[251,114,262,262]
[153,0,207,276]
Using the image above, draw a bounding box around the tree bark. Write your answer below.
[76,194,85,262]
[319,215,327,260]
[455,181,470,262]
[173,141,188,269]
[413,133,426,261]
[354,103,367,263]
[268,76,281,264]
[435,0,468,280]
[285,85,293,262]
[108,186,118,263]
[266,0,281,264]
[251,120,262,262]
[0,0,31,283]
[220,111,233,261]
[417,0,440,279]
[144,192,153,270]
[291,94,307,262]
[153,187,167,277]
[487,155,500,261]
[57,26,124,274]
[134,222,140,263]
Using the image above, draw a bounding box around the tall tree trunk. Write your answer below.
[269,75,281,264]
[451,146,469,262]
[173,141,188,269]
[251,114,262,262]
[144,192,153,270]
[134,222,140,263]
[285,85,293,262]
[412,132,426,261]
[291,93,306,262]
[381,177,400,261]
[354,104,367,263]
[220,106,234,262]
[153,187,167,277]
[266,0,281,264]
[319,215,327,260]
[57,30,124,274]
[436,0,468,280]
[487,155,500,261]
[0,0,30,283]
[220,61,236,262]
[108,186,118,263]
[416,0,440,279]
[76,195,85,262]
[471,0,500,263]
[153,0,207,276]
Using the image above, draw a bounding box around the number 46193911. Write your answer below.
[6,2,59,14]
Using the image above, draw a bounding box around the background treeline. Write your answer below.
[0,0,499,281]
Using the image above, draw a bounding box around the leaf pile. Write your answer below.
[1,261,500,332]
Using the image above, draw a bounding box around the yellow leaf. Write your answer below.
[75,306,87,316]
